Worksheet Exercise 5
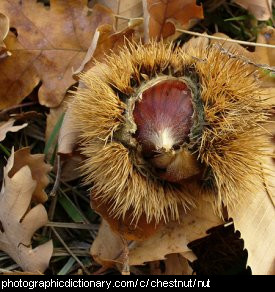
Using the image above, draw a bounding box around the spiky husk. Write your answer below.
[71,41,270,223]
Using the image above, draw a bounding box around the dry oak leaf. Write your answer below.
[142,0,203,42]
[8,147,52,203]
[91,199,223,267]
[95,0,143,31]
[234,0,272,21]
[0,12,9,58]
[74,19,143,75]
[227,156,275,275]
[0,118,27,142]
[0,149,53,273]
[0,0,114,109]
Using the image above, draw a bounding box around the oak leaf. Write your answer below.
[227,156,275,275]
[0,149,53,272]
[8,147,52,203]
[90,199,223,268]
[0,0,114,109]
[142,0,203,42]
[96,0,143,31]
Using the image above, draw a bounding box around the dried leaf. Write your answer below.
[73,24,114,76]
[74,19,143,75]
[8,147,52,203]
[150,254,193,275]
[91,199,223,267]
[234,0,272,21]
[56,103,84,181]
[58,104,80,155]
[92,195,162,241]
[91,220,124,267]
[0,12,9,58]
[255,26,275,89]
[142,0,203,42]
[96,0,143,30]
[0,149,53,272]
[227,157,275,275]
[128,200,223,265]
[0,1,114,109]
[0,119,27,142]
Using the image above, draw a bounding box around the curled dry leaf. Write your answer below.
[8,147,52,203]
[0,12,9,58]
[0,119,27,142]
[74,19,143,75]
[0,149,53,273]
[96,0,143,31]
[91,199,223,268]
[234,0,272,21]
[142,0,203,42]
[57,104,80,156]
[56,103,84,182]
[0,1,114,109]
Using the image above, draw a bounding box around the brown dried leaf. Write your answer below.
[0,1,114,109]
[91,199,223,267]
[56,103,84,181]
[142,0,203,42]
[58,104,80,155]
[150,254,193,275]
[0,149,53,272]
[234,0,272,21]
[74,19,143,75]
[90,219,124,267]
[227,156,275,275]
[96,0,143,30]
[8,147,51,203]
[0,12,9,58]
[0,119,27,142]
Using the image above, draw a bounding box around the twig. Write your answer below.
[120,237,130,275]
[215,45,275,73]
[112,14,275,50]
[0,101,37,116]
[176,29,275,49]
[51,227,90,275]
[46,221,98,230]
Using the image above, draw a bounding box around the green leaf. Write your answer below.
[44,112,65,157]
[58,193,85,223]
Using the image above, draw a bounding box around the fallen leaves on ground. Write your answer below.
[96,0,143,31]
[91,199,223,270]
[142,0,203,42]
[8,147,52,203]
[0,149,53,273]
[234,0,272,21]
[0,119,27,142]
[0,1,114,109]
[227,156,275,275]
